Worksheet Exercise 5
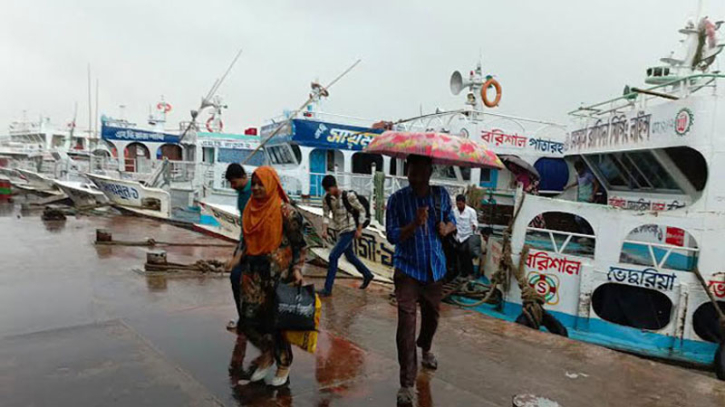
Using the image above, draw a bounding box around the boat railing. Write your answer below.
[621,239,699,270]
[569,73,725,119]
[394,109,566,138]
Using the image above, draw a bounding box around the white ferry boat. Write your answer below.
[473,14,725,376]
[87,99,262,224]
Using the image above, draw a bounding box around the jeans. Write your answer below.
[325,231,373,293]
[394,269,443,388]
[230,263,243,320]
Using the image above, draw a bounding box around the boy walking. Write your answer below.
[318,175,374,297]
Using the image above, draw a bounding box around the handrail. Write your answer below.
[568,73,725,117]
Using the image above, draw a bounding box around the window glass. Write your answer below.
[590,154,627,187]
[626,151,680,190]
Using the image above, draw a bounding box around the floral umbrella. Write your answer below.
[364,131,504,169]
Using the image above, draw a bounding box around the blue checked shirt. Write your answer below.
[385,186,456,282]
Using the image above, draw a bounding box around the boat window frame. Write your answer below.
[619,224,700,272]
[524,212,597,259]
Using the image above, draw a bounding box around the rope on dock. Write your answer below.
[145,259,227,273]
[96,238,235,248]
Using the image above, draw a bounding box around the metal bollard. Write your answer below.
[147,250,168,265]
[96,229,112,243]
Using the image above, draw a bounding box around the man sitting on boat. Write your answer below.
[317,175,374,297]
[224,163,252,333]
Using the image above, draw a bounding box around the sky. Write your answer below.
[1,0,722,134]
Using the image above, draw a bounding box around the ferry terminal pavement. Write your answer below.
[1,204,724,407]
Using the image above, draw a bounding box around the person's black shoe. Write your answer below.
[359,275,373,290]
[316,289,331,298]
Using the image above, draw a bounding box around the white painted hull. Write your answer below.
[53,180,108,208]
[86,173,171,219]
[197,201,241,241]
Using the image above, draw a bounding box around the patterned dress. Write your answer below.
[240,202,308,368]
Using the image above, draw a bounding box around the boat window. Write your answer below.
[592,283,673,330]
[626,151,679,190]
[692,301,725,343]
[524,212,595,258]
[202,147,215,164]
[266,145,297,166]
[665,147,707,191]
[432,165,471,181]
[586,150,682,192]
[218,148,265,166]
[352,152,383,174]
[619,224,699,271]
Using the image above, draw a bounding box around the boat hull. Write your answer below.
[86,173,171,219]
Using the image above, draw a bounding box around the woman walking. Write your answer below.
[240,166,308,387]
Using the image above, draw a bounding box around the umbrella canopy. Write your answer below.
[501,155,540,179]
[365,131,504,169]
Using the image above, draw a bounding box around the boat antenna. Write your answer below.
[242,58,362,165]
[179,48,243,142]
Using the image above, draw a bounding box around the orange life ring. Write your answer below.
[206,117,223,132]
[157,102,172,113]
[481,78,502,108]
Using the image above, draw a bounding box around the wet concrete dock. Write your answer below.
[1,204,724,406]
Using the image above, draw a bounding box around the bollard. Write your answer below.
[147,250,168,265]
[96,229,112,243]
[513,394,561,407]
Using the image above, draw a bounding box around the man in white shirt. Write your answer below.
[453,194,478,278]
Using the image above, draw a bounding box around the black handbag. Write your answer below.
[274,283,317,331]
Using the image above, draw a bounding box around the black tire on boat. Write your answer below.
[715,342,725,380]
[515,310,568,337]
[541,310,569,337]
[515,312,539,329]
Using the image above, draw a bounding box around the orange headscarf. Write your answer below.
[242,166,289,255]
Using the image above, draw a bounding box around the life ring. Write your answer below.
[206,117,223,132]
[156,102,172,113]
[481,78,502,108]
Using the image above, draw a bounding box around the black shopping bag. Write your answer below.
[274,283,317,331]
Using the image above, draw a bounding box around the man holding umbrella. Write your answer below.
[365,131,504,405]
[385,154,456,405]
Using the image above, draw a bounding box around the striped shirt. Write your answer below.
[385,186,455,282]
[322,191,366,234]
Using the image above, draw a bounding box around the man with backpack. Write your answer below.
[318,175,374,297]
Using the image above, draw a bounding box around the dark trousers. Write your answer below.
[230,263,243,320]
[456,237,475,278]
[325,231,373,293]
[394,269,443,388]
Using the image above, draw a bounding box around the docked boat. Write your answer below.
[472,14,725,375]
[53,180,107,208]
[89,99,262,225]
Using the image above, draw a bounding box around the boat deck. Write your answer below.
[1,202,723,406]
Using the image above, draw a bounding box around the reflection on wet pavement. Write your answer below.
[1,209,724,406]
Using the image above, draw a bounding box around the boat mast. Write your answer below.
[87,64,93,141]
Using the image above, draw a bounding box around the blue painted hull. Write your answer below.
[457,295,717,366]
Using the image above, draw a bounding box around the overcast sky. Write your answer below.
[1,0,722,134]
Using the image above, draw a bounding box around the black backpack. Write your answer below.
[325,191,371,229]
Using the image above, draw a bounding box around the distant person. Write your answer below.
[452,194,478,279]
[565,161,599,204]
[385,154,456,406]
[240,166,307,387]
[565,161,599,234]
[225,163,252,333]
[318,175,373,297]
